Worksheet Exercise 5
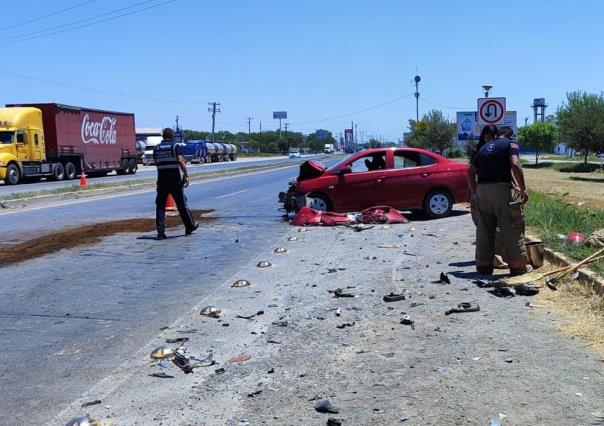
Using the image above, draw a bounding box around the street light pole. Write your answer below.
[482,84,493,98]
[414,75,421,122]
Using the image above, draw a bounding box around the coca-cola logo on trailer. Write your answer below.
[81,114,118,144]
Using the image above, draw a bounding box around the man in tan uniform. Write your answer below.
[466,126,529,276]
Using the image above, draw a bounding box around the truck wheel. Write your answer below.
[64,161,77,180]
[52,163,65,181]
[117,159,129,175]
[423,189,453,219]
[4,163,20,185]
[129,159,137,174]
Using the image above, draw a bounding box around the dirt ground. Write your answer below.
[0,209,215,266]
[525,168,604,209]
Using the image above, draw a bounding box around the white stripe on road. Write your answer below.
[215,189,248,199]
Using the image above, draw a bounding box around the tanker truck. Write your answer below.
[0,103,138,184]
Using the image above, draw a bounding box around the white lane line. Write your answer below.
[215,189,248,199]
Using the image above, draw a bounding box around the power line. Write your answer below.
[0,68,206,104]
[291,93,414,125]
[0,0,175,44]
[420,97,473,111]
[0,0,98,33]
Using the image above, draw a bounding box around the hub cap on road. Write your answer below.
[429,194,449,215]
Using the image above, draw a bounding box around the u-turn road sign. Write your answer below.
[477,97,506,126]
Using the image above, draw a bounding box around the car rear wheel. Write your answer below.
[306,193,331,212]
[424,189,453,219]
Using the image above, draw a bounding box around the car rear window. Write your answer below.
[394,152,436,168]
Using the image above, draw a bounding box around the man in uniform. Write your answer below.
[466,126,529,276]
[153,128,198,240]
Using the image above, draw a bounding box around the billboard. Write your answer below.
[273,111,287,119]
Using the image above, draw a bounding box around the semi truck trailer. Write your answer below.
[0,103,137,185]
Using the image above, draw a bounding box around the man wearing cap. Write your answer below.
[466,126,529,276]
[153,128,198,240]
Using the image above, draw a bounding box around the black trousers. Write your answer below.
[155,176,195,233]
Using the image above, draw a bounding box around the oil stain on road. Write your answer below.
[0,209,216,266]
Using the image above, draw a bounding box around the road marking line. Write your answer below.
[215,189,248,199]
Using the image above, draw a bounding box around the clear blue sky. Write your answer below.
[1,0,603,141]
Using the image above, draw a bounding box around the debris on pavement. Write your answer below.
[489,287,515,298]
[336,322,355,329]
[274,247,288,253]
[80,400,102,408]
[314,399,340,414]
[327,418,343,426]
[400,314,415,329]
[335,307,341,316]
[333,288,356,298]
[431,272,451,284]
[287,236,299,241]
[150,345,178,360]
[232,280,251,288]
[378,243,401,249]
[383,292,406,302]
[257,261,272,268]
[165,337,189,344]
[445,302,480,315]
[230,354,252,364]
[515,284,540,296]
[200,306,225,318]
[348,224,375,232]
[149,372,174,379]
[65,414,102,426]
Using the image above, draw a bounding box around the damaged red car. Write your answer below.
[279,147,470,219]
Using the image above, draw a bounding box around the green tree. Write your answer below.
[557,91,604,163]
[407,110,455,154]
[517,121,559,164]
[368,138,381,148]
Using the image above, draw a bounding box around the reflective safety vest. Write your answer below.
[153,140,180,171]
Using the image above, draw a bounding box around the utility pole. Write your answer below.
[259,121,262,133]
[175,115,180,131]
[246,117,253,135]
[284,123,289,134]
[207,102,221,144]
[414,75,421,123]
[354,123,358,148]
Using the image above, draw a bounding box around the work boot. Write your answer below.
[510,264,533,277]
[185,222,199,235]
[476,266,494,275]
[156,232,167,240]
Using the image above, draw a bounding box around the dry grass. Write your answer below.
[535,268,604,357]
[525,168,604,209]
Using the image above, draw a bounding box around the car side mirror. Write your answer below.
[336,166,352,175]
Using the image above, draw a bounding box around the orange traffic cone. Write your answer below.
[79,172,88,187]
[166,194,177,212]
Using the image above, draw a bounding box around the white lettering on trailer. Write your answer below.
[81,114,118,144]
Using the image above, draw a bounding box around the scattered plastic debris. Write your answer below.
[565,231,586,245]
[314,399,340,414]
[400,314,415,329]
[257,261,272,268]
[287,236,299,241]
[432,272,450,284]
[378,243,400,249]
[445,303,480,315]
[150,345,178,360]
[383,292,406,302]
[336,322,355,329]
[66,415,102,426]
[80,400,102,408]
[335,307,341,317]
[333,288,356,298]
[232,280,251,288]
[274,247,288,253]
[327,418,343,426]
[200,306,224,318]
[230,354,251,364]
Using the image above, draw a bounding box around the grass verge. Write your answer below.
[523,161,604,173]
[524,190,604,276]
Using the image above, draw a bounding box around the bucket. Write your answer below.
[526,240,545,268]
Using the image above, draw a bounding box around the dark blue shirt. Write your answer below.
[471,137,519,184]
[153,140,183,179]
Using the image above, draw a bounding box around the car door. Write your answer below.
[387,150,438,209]
[332,151,389,211]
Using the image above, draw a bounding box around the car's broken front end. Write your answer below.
[278,160,327,213]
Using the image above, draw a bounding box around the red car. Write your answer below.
[279,147,470,219]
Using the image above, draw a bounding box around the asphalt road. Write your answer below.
[0,154,326,197]
[0,161,332,425]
